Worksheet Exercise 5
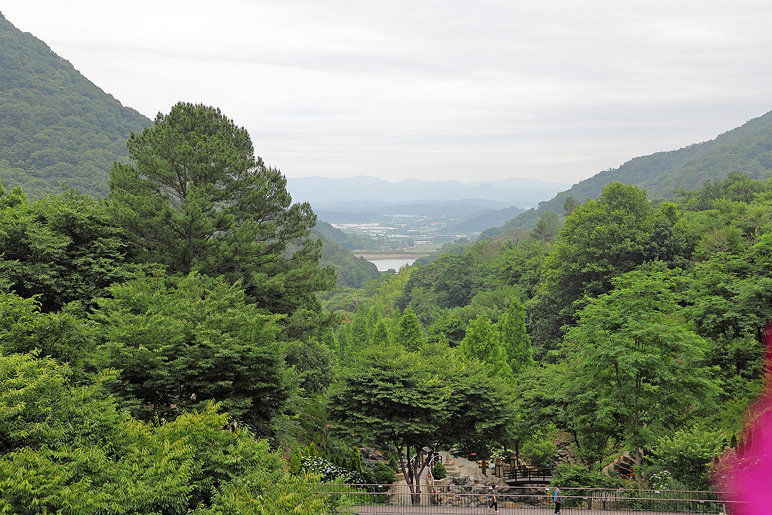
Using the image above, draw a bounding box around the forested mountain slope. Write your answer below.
[0,13,151,198]
[573,109,772,199]
[482,109,772,237]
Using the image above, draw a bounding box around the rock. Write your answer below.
[359,446,381,460]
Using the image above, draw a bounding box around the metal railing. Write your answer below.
[315,484,736,514]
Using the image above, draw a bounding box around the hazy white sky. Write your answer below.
[4,1,772,185]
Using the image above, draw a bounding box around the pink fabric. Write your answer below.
[715,326,772,514]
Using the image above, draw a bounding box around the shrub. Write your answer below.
[301,455,366,484]
[433,462,447,480]
[522,432,558,464]
[654,425,725,490]
[552,463,621,490]
[364,461,396,485]
[648,469,686,490]
[288,448,303,475]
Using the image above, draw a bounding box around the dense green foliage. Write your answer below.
[652,425,726,490]
[326,175,772,491]
[90,273,291,433]
[0,185,142,312]
[529,183,691,353]
[0,14,151,198]
[0,166,768,503]
[563,268,720,467]
[0,353,325,514]
[2,13,772,499]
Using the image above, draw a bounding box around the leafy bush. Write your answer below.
[648,469,686,490]
[552,462,622,489]
[549,463,623,509]
[433,462,447,480]
[653,425,725,490]
[365,461,396,485]
[522,428,558,464]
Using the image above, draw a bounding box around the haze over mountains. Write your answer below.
[3,10,772,241]
[285,175,570,209]
[285,175,564,235]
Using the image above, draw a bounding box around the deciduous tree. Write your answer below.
[0,188,140,312]
[529,182,684,355]
[0,353,326,514]
[327,343,514,502]
[91,271,290,433]
[563,267,720,477]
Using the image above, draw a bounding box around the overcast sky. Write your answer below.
[4,1,772,186]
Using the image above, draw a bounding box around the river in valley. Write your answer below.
[355,253,427,272]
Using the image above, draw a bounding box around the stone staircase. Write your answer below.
[442,456,461,477]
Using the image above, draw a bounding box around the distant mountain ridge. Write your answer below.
[312,199,524,237]
[285,175,570,209]
[440,205,524,235]
[481,109,772,238]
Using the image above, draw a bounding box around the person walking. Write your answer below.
[553,484,562,514]
[488,484,499,513]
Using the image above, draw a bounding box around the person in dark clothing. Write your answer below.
[488,484,499,512]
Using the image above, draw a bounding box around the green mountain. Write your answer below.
[0,14,380,290]
[0,12,151,198]
[482,109,772,238]
[312,221,380,288]
[439,205,524,235]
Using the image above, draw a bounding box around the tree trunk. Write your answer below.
[395,445,424,505]
[634,448,644,487]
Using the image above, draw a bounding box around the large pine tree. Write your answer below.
[108,102,334,314]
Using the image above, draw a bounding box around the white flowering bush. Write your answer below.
[648,470,684,490]
[301,455,366,484]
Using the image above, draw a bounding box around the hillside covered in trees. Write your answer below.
[0,13,151,199]
[482,109,772,238]
[4,146,769,511]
